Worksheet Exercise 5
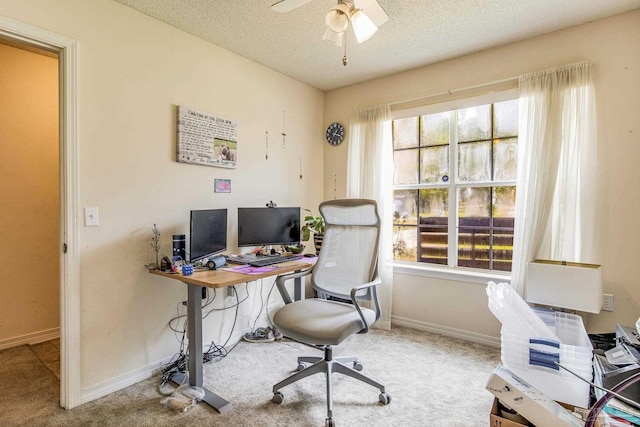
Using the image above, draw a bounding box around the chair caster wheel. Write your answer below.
[297,362,307,371]
[325,417,335,427]
[379,391,391,405]
[272,391,284,404]
[353,361,363,371]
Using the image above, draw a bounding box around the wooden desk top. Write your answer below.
[149,260,314,288]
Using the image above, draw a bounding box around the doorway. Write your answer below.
[0,16,80,409]
[0,39,59,350]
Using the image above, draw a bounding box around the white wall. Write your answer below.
[0,0,325,399]
[0,43,59,346]
[324,9,640,339]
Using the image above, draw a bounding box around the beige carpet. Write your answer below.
[0,326,500,426]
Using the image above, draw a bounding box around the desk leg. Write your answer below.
[294,276,302,301]
[172,283,232,414]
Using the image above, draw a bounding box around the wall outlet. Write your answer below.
[603,294,614,312]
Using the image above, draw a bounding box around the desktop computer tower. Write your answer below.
[173,234,186,261]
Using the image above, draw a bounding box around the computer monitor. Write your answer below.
[189,208,227,262]
[237,207,301,247]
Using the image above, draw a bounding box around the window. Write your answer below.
[392,98,519,272]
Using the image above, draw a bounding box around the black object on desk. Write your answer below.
[592,325,640,402]
[594,353,640,401]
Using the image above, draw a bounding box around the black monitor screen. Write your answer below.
[237,207,300,247]
[189,209,227,262]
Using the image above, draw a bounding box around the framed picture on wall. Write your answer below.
[214,179,231,193]
[176,105,238,169]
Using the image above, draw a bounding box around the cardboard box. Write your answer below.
[490,398,529,427]
[486,364,584,427]
[490,397,602,427]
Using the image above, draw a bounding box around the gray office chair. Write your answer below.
[271,198,390,427]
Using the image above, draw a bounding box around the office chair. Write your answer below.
[271,198,390,427]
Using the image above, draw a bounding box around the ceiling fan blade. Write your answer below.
[271,0,314,13]
[354,0,389,27]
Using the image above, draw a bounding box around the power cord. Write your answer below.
[160,283,244,390]
[159,349,188,395]
[203,286,241,362]
[249,279,268,333]
[248,277,282,333]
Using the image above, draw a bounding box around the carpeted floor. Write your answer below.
[0,326,500,426]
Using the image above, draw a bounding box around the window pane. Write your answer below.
[458,141,491,182]
[393,225,417,261]
[419,188,448,217]
[418,188,448,265]
[457,104,490,142]
[493,186,516,272]
[393,117,419,149]
[494,138,518,181]
[393,190,418,225]
[458,188,491,270]
[421,112,450,147]
[494,99,519,138]
[493,186,516,218]
[458,187,490,217]
[420,146,449,184]
[393,190,418,261]
[393,149,419,185]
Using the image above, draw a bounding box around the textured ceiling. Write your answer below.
[112,0,640,91]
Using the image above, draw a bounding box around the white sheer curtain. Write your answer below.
[511,61,597,295]
[347,105,393,330]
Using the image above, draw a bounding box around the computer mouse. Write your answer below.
[303,253,316,257]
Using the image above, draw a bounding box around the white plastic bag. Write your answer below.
[160,384,205,413]
[486,281,558,341]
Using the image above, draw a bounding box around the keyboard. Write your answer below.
[247,254,300,267]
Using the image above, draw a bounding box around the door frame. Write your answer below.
[0,16,80,409]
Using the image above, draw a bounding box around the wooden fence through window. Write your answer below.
[418,217,514,271]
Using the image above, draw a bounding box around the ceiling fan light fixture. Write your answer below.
[325,3,350,33]
[351,9,378,43]
[322,27,345,46]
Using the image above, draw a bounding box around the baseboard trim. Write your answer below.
[0,327,60,351]
[391,315,500,348]
[81,357,168,405]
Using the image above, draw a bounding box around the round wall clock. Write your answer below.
[326,122,345,146]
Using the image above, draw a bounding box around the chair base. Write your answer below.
[272,346,389,423]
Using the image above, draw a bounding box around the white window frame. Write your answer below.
[391,88,518,284]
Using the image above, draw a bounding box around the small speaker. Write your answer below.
[173,234,186,261]
[206,255,226,270]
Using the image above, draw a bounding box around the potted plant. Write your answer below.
[302,209,325,255]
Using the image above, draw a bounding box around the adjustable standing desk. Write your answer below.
[150,260,313,414]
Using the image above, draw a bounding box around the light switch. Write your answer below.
[84,207,99,227]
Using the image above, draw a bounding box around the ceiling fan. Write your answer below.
[271,0,389,66]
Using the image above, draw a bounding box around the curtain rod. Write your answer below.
[390,76,519,112]
[389,61,590,112]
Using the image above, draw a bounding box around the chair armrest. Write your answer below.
[275,267,313,304]
[350,275,382,333]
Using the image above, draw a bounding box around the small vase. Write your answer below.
[313,234,324,255]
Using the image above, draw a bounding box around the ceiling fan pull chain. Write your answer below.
[342,33,348,66]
